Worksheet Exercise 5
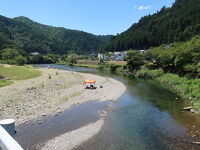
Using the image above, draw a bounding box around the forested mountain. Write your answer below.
[0,15,110,54]
[105,0,200,51]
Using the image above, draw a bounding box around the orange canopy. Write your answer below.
[84,80,96,84]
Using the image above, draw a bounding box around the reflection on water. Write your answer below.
[31,64,200,150]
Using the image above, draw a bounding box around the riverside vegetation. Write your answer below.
[118,36,199,113]
[136,68,200,112]
[0,65,41,87]
[98,35,200,112]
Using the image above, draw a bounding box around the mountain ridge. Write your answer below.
[0,15,110,54]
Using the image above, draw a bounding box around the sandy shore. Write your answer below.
[0,67,126,149]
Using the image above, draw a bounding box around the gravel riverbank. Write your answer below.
[0,67,126,149]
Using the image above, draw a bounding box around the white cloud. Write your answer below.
[136,5,151,10]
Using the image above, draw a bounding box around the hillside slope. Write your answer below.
[105,0,200,51]
[0,15,110,54]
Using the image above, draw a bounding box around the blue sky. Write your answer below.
[0,0,175,35]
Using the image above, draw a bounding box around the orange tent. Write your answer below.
[84,80,96,84]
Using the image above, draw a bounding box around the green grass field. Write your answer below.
[0,80,13,87]
[0,65,41,80]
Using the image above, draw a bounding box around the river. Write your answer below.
[16,64,200,150]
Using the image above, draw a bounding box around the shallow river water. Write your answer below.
[16,64,200,150]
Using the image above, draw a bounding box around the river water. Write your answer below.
[16,64,200,150]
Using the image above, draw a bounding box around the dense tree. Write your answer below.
[65,54,80,66]
[15,55,27,65]
[0,15,110,55]
[144,36,200,77]
[29,54,44,64]
[105,0,200,51]
[126,50,144,71]
[1,48,20,60]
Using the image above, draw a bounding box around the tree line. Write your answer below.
[0,47,65,65]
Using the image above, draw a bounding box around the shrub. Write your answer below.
[98,63,109,71]
[136,68,164,79]
[110,64,119,72]
[156,73,200,102]
[127,50,144,71]
[1,48,20,60]
[15,56,28,65]
[3,59,17,65]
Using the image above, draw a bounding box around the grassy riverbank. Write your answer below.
[136,68,200,112]
[0,65,41,87]
[0,80,12,87]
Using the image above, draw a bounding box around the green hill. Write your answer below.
[0,15,110,55]
[105,0,200,51]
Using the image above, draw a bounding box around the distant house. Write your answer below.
[98,53,104,59]
[98,53,111,61]
[98,51,127,61]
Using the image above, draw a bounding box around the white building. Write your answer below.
[98,53,104,59]
[98,51,127,61]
